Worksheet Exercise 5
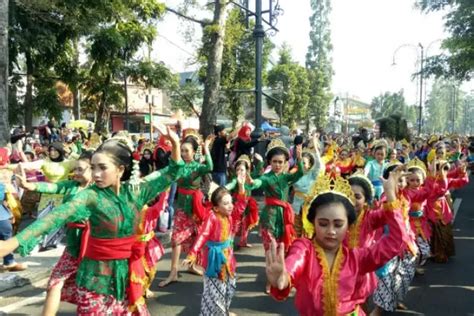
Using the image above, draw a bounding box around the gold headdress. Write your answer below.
[300,173,356,238]
[87,133,102,150]
[235,154,251,168]
[386,160,403,170]
[265,138,289,157]
[110,132,134,152]
[372,139,388,150]
[141,143,155,155]
[182,128,202,143]
[348,172,375,201]
[428,135,439,145]
[406,157,427,177]
[307,172,356,205]
[400,139,410,148]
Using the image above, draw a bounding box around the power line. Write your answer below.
[156,33,197,58]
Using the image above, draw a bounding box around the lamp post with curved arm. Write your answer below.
[392,39,442,135]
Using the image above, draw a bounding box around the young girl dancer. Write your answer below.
[365,143,388,200]
[183,177,247,315]
[265,168,406,315]
[159,132,213,287]
[16,151,94,316]
[426,160,469,263]
[225,155,262,248]
[0,126,183,315]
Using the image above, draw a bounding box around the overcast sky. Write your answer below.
[153,0,472,105]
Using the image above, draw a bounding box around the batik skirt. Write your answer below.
[171,209,202,263]
[199,275,236,316]
[373,252,416,311]
[415,236,431,265]
[431,222,455,263]
[47,249,80,305]
[75,287,150,316]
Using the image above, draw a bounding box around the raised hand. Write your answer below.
[265,240,288,290]
[296,144,302,161]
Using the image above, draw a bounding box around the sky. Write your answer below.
[153,0,472,106]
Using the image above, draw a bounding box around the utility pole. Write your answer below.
[418,43,424,135]
[254,0,264,138]
[231,0,282,141]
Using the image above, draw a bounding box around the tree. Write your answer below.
[370,90,416,126]
[267,45,310,129]
[424,79,465,134]
[0,0,8,146]
[199,8,273,127]
[417,0,474,81]
[165,1,230,137]
[305,0,333,131]
[377,114,410,140]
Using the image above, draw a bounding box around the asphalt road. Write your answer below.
[6,177,474,316]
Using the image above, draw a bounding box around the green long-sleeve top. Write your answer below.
[251,161,304,238]
[34,180,87,258]
[175,154,213,216]
[16,159,183,301]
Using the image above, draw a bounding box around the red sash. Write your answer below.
[246,196,259,230]
[265,197,296,250]
[83,235,146,308]
[66,222,90,260]
[177,187,209,222]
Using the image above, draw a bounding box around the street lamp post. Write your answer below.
[392,40,441,136]
[418,43,423,135]
[231,0,282,141]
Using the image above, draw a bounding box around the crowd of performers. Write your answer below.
[0,122,472,316]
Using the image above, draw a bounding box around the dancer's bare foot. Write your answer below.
[158,272,178,288]
[397,302,408,310]
[229,312,238,316]
[145,289,155,298]
[238,242,252,248]
[187,264,204,276]
[265,282,271,294]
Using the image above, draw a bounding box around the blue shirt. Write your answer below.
[0,183,11,221]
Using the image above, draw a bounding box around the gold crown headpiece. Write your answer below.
[348,172,375,201]
[265,138,289,157]
[406,157,427,177]
[307,172,356,206]
[182,128,202,143]
[428,134,439,145]
[87,133,102,150]
[372,139,388,150]
[400,139,410,148]
[235,154,251,168]
[141,143,155,155]
[338,144,352,153]
[386,160,403,171]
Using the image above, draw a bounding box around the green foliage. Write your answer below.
[305,0,333,130]
[8,0,168,132]
[267,44,310,129]
[424,79,465,134]
[417,0,474,80]
[198,8,273,126]
[377,114,410,140]
[370,90,417,126]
